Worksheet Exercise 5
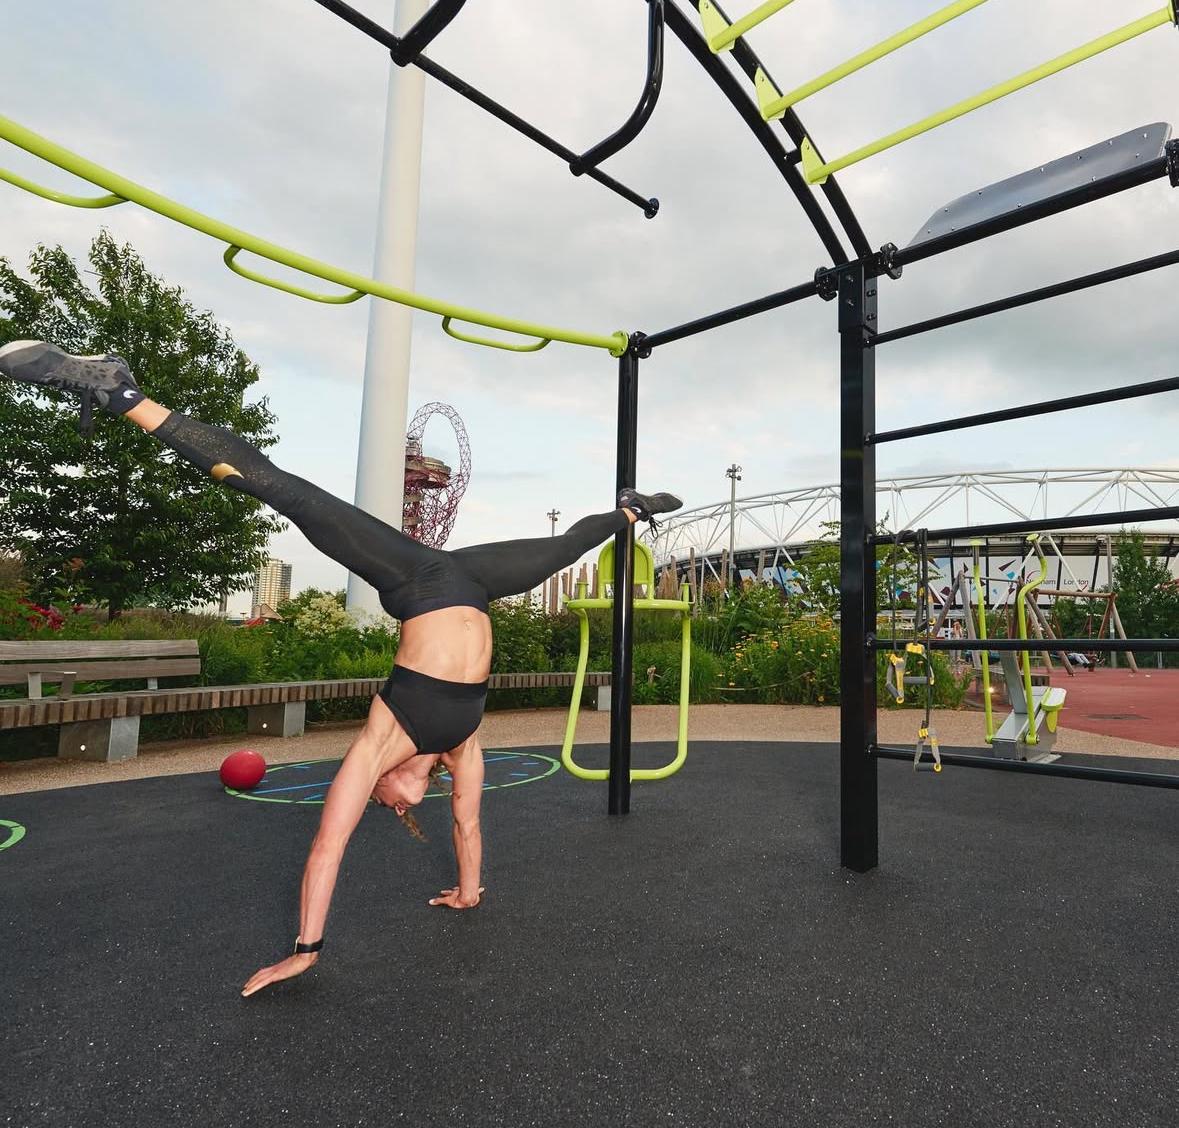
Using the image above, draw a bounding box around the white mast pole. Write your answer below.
[347,0,429,617]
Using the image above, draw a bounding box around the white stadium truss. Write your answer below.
[649,469,1179,585]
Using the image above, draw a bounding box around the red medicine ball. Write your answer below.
[220,749,267,790]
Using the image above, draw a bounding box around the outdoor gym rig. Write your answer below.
[3,1,1179,871]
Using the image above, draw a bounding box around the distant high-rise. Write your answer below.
[252,558,292,618]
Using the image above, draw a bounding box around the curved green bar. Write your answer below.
[223,246,365,305]
[441,315,550,352]
[1015,537,1049,746]
[800,5,1174,184]
[0,114,630,357]
[0,165,124,209]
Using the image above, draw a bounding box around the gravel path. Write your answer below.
[2,703,1174,795]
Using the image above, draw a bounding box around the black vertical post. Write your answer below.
[839,262,879,872]
[610,345,640,815]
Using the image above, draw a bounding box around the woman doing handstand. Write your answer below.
[0,341,681,996]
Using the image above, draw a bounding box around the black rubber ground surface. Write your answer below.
[2,741,1176,1128]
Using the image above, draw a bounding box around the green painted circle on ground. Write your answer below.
[225,749,561,804]
[0,819,27,852]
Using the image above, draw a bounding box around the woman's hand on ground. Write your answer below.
[428,886,484,909]
[241,952,318,997]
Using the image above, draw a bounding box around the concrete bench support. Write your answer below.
[247,701,306,738]
[58,717,141,762]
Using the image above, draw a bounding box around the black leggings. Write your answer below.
[152,412,629,618]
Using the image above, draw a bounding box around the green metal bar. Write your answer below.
[441,315,550,352]
[0,114,630,357]
[0,165,125,209]
[800,5,1175,184]
[560,601,599,781]
[700,0,797,54]
[1015,537,1049,746]
[759,0,988,120]
[971,542,994,743]
[223,246,364,305]
[561,587,691,782]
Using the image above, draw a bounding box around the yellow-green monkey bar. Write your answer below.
[0,114,629,357]
[697,0,797,54]
[745,2,1178,184]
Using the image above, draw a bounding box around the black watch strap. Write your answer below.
[294,936,324,955]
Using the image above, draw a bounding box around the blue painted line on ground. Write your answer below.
[509,772,530,777]
[254,779,335,795]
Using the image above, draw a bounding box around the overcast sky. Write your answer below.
[3,1,1178,611]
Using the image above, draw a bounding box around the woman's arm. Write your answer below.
[430,738,485,909]
[242,739,386,996]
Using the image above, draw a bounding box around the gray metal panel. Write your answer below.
[908,123,1172,249]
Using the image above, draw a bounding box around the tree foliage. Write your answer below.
[1112,530,1179,642]
[792,519,924,622]
[0,232,283,616]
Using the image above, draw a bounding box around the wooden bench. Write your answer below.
[0,640,609,761]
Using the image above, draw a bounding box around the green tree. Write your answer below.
[0,232,283,617]
[793,519,924,624]
[1112,530,1179,643]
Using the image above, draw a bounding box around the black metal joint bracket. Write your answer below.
[632,331,652,359]
[814,267,839,301]
[869,243,903,281]
[1167,139,1179,188]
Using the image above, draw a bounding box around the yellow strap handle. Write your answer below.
[441,315,552,353]
[223,246,365,305]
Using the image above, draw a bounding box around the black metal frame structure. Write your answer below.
[310,0,1179,868]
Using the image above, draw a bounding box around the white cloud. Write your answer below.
[4,0,1178,603]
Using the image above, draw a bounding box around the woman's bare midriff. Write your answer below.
[394,605,493,683]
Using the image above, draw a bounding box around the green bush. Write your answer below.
[632,639,723,705]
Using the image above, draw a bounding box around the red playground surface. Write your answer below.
[1048,667,1179,748]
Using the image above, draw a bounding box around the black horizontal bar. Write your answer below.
[872,247,1179,348]
[890,154,1170,269]
[309,0,659,217]
[571,0,664,175]
[872,505,1179,545]
[870,637,1179,652]
[642,276,820,350]
[661,1,848,264]
[874,746,1179,789]
[870,373,1179,445]
[392,0,467,66]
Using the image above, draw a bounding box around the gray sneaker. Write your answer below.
[618,488,682,532]
[0,340,141,412]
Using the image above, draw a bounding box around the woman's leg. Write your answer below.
[129,402,442,593]
[450,509,634,601]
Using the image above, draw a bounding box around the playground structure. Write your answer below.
[402,401,471,549]
[3,0,1179,874]
[653,470,1179,596]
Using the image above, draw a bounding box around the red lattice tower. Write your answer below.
[403,402,472,547]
